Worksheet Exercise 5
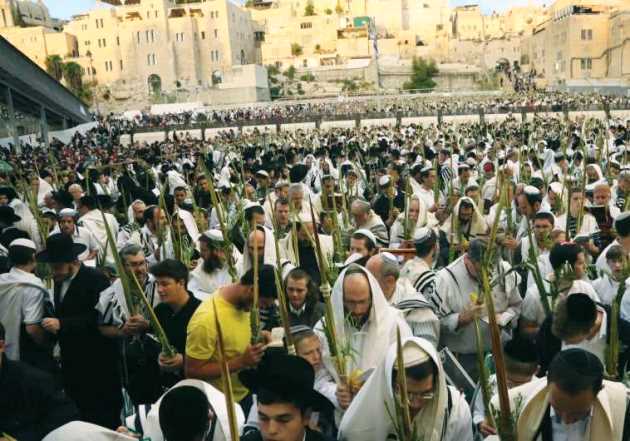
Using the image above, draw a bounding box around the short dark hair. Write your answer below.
[143,206,159,224]
[258,386,308,414]
[9,245,36,266]
[150,259,189,284]
[549,243,582,271]
[245,205,265,222]
[521,191,543,206]
[548,349,603,395]
[467,239,487,263]
[606,245,624,262]
[159,386,210,441]
[174,186,187,193]
[534,211,555,226]
[415,231,437,258]
[351,232,376,251]
[275,197,289,209]
[392,359,436,387]
[552,293,597,341]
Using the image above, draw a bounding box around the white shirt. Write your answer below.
[187,262,232,302]
[551,406,591,441]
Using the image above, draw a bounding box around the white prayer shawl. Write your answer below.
[596,239,622,277]
[433,256,521,353]
[78,209,120,262]
[176,208,200,248]
[314,265,411,382]
[494,377,629,441]
[592,274,619,307]
[338,337,473,441]
[9,198,36,238]
[0,267,47,360]
[441,197,488,246]
[279,232,334,269]
[36,177,54,207]
[188,262,233,301]
[125,379,244,441]
[239,225,277,275]
[96,275,160,328]
[388,197,428,248]
[620,279,630,322]
[43,422,136,441]
[555,212,599,236]
[127,225,175,265]
[521,279,599,325]
[388,277,418,305]
[166,169,187,195]
[357,211,389,247]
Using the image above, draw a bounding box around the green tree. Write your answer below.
[291,43,303,57]
[304,0,315,16]
[284,65,296,80]
[403,57,438,91]
[45,55,64,81]
[61,61,84,95]
[324,8,333,15]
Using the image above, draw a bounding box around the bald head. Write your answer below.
[343,270,372,324]
[366,254,399,301]
[247,229,265,261]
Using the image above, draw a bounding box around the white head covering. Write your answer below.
[339,337,448,441]
[126,379,245,441]
[43,422,136,441]
[329,264,410,373]
[241,225,277,273]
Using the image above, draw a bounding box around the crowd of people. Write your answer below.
[2,95,630,441]
[109,91,630,131]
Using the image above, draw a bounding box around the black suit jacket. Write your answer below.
[52,265,120,401]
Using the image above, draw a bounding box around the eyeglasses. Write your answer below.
[395,385,434,402]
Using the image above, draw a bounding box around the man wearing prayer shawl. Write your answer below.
[338,336,472,441]
[314,264,411,411]
[239,225,277,276]
[490,349,630,441]
[440,196,488,259]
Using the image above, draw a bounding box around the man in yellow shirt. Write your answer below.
[185,265,276,414]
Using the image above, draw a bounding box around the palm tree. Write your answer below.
[62,61,84,95]
[45,55,64,81]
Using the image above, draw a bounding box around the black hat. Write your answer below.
[96,194,114,209]
[615,211,630,237]
[37,233,86,263]
[239,352,332,412]
[258,264,278,299]
[504,337,537,364]
[0,206,21,224]
[289,164,308,183]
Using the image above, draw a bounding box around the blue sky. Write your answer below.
[44,0,548,20]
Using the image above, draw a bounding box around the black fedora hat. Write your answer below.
[37,233,86,263]
[239,352,332,412]
[0,206,21,224]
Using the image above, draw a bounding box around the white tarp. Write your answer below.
[150,102,204,115]
[0,121,98,149]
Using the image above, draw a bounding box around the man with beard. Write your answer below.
[188,230,232,301]
[280,219,333,287]
[117,200,146,249]
[50,209,100,263]
[186,265,275,415]
[39,234,121,429]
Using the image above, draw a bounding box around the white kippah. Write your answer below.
[414,227,432,242]
[9,238,36,250]
[202,229,225,243]
[353,228,377,246]
[58,208,78,218]
[524,185,541,196]
[378,175,391,187]
[400,342,430,368]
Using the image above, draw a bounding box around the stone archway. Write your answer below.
[148,74,162,95]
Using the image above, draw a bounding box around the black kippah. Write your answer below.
[550,348,603,378]
[566,293,597,326]
[504,337,537,364]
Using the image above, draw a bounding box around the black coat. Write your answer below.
[51,265,121,407]
[0,355,78,441]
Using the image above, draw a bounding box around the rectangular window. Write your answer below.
[581,58,592,69]
[300,22,312,29]
[201,31,206,39]
[136,31,141,44]
[581,29,593,40]
[151,29,155,43]
[147,54,151,65]
[120,59,123,70]
[214,29,218,38]
[116,36,120,46]
[146,30,150,43]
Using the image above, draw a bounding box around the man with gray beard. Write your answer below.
[188,230,233,301]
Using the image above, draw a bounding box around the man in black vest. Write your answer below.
[39,233,122,429]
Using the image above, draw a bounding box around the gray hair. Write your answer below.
[288,183,304,197]
[467,239,487,263]
[351,199,371,214]
[119,243,144,261]
[379,253,400,280]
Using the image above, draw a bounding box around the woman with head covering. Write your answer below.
[338,336,472,441]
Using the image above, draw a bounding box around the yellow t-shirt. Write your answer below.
[186,291,251,401]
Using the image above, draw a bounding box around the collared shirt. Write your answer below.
[58,268,80,303]
[550,406,591,441]
[289,302,306,317]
